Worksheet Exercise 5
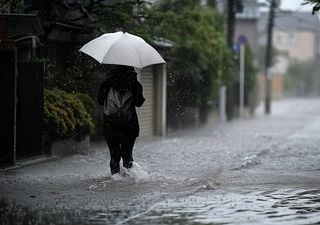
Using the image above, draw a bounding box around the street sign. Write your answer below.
[233,43,240,53]
[237,35,247,45]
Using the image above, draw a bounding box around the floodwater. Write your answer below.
[130,188,320,225]
[1,98,320,225]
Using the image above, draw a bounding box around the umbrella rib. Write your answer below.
[101,34,124,64]
[123,32,144,67]
[131,39,144,68]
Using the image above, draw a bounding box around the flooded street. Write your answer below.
[131,188,320,225]
[1,98,320,225]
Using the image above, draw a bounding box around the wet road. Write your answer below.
[1,98,320,225]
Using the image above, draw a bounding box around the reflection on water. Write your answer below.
[129,188,320,225]
[0,199,130,225]
[2,188,319,225]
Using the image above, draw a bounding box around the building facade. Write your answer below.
[258,11,320,99]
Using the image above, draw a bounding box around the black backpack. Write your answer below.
[104,87,134,124]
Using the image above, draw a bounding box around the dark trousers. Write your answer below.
[105,136,136,174]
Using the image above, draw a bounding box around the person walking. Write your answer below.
[98,65,145,175]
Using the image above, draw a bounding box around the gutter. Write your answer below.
[153,38,174,48]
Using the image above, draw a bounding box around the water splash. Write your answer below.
[88,162,184,191]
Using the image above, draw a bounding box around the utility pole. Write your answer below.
[265,0,277,114]
[226,0,236,121]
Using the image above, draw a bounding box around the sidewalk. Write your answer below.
[1,107,222,173]
[0,155,57,172]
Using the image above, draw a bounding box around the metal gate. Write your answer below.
[139,67,155,137]
[16,62,44,159]
[0,43,17,166]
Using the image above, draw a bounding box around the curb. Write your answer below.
[0,155,57,173]
[0,165,21,172]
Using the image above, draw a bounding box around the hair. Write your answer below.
[116,65,134,74]
[107,65,137,93]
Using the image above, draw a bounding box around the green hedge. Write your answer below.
[74,93,97,127]
[44,89,95,149]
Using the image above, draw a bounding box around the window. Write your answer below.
[288,34,295,45]
[276,35,282,44]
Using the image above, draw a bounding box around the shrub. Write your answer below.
[44,89,95,149]
[74,93,97,128]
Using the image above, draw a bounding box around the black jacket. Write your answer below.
[98,77,145,139]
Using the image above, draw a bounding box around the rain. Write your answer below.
[1,0,320,225]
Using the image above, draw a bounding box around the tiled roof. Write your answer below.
[259,11,320,32]
[0,14,44,38]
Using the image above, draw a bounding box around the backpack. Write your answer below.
[104,87,134,124]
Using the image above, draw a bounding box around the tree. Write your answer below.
[144,1,231,126]
[302,0,320,14]
[0,0,24,13]
[92,1,152,38]
[44,50,99,98]
[285,60,320,96]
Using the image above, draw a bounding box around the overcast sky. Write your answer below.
[280,0,313,12]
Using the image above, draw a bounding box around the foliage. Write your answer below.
[243,45,258,96]
[62,50,99,97]
[44,89,95,148]
[28,0,60,16]
[284,60,320,96]
[234,44,258,94]
[0,0,24,13]
[143,1,231,125]
[44,50,99,99]
[92,1,152,39]
[74,93,97,129]
[302,0,320,14]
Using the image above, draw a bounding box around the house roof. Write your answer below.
[258,11,320,57]
[236,0,260,20]
[0,13,44,39]
[153,38,174,48]
[47,29,94,43]
[259,11,320,33]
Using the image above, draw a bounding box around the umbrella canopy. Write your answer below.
[79,31,166,68]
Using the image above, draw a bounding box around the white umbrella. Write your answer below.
[79,31,166,68]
